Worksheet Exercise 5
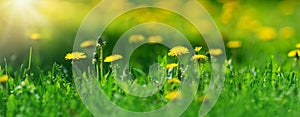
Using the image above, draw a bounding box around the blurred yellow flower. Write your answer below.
[209,49,223,56]
[221,1,238,24]
[238,15,260,31]
[0,75,9,83]
[257,27,277,41]
[80,40,96,48]
[65,52,87,60]
[165,91,182,100]
[167,78,181,83]
[198,95,209,102]
[288,50,300,57]
[279,27,295,39]
[168,46,189,56]
[104,54,123,62]
[227,41,242,49]
[148,35,163,44]
[278,0,296,15]
[30,33,41,40]
[194,46,202,52]
[166,63,178,70]
[129,34,145,43]
[296,43,300,48]
[74,93,78,97]
[191,55,208,60]
[221,11,232,24]
[223,1,238,9]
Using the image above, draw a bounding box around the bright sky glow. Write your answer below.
[0,0,49,45]
[11,0,33,8]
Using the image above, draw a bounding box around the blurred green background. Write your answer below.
[0,0,299,68]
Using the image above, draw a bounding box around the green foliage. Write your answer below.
[0,57,299,116]
[0,0,299,116]
[0,64,92,117]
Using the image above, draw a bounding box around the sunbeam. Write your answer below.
[0,0,51,62]
[0,0,49,36]
[0,0,49,47]
[11,0,33,8]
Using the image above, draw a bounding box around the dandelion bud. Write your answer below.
[97,36,106,47]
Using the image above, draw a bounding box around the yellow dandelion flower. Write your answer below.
[80,40,96,48]
[129,34,145,43]
[191,55,208,60]
[194,46,202,52]
[167,78,181,83]
[65,52,87,60]
[257,27,277,41]
[227,41,242,49]
[296,43,300,48]
[279,27,295,39]
[168,46,189,56]
[148,35,163,44]
[288,50,300,57]
[30,33,41,40]
[104,54,123,62]
[209,49,223,56]
[0,75,8,83]
[165,91,182,100]
[166,63,178,70]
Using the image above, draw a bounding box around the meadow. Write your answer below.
[0,0,300,117]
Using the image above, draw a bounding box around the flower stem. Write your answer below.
[176,62,179,78]
[294,57,299,70]
[95,62,99,80]
[27,46,33,70]
[4,58,8,75]
[100,46,104,82]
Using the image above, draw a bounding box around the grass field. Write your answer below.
[1,0,300,117]
[1,50,299,116]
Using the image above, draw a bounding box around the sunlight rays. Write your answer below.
[0,0,49,42]
[11,0,33,9]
